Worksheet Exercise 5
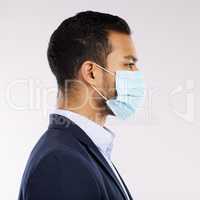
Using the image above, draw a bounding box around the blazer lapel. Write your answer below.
[111,162,134,200]
[48,113,128,200]
[87,146,129,200]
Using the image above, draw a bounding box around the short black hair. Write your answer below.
[47,10,131,92]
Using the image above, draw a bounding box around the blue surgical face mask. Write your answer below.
[91,63,146,120]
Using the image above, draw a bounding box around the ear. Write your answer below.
[79,61,98,85]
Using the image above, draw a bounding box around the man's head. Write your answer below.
[47,10,138,121]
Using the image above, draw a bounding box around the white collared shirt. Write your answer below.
[51,108,130,200]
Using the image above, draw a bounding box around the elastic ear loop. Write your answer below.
[91,63,116,101]
[91,85,108,101]
[95,63,115,76]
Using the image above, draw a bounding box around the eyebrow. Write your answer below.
[124,55,138,62]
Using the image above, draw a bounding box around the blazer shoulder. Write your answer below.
[25,148,102,200]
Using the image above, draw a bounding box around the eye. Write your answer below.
[126,63,135,69]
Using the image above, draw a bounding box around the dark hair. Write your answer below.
[47,10,131,92]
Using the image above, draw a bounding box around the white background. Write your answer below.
[0,0,200,199]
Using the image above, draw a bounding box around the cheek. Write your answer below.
[105,74,116,97]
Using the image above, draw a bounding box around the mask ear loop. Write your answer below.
[91,85,108,101]
[95,63,118,98]
[91,63,116,101]
[95,63,115,76]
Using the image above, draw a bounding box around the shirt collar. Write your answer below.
[51,108,115,160]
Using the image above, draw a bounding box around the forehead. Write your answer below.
[107,31,137,61]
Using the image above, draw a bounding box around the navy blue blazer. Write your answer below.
[18,113,133,200]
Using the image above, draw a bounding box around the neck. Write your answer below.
[56,90,107,126]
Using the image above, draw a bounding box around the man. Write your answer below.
[18,10,145,200]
